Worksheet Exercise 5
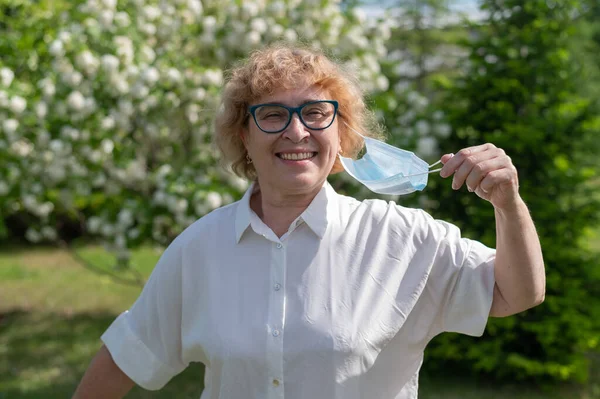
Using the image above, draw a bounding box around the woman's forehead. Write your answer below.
[256,84,331,106]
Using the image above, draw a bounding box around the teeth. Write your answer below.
[279,152,314,160]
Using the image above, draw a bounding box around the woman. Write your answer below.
[73,44,545,399]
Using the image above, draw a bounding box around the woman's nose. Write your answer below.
[282,113,310,143]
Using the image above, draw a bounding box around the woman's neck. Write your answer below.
[250,181,323,238]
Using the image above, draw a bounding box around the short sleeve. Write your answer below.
[418,211,496,338]
[101,238,188,390]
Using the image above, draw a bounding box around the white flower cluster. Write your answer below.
[1,0,391,264]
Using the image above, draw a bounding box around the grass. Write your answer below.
[0,244,598,399]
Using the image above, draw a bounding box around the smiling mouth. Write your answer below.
[276,152,318,161]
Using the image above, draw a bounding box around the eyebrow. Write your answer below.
[266,98,326,107]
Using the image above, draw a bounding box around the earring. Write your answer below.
[246,154,253,164]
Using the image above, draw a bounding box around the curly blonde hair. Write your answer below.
[214,42,384,180]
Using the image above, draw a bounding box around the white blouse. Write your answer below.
[102,181,495,399]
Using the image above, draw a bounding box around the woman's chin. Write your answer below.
[277,172,325,191]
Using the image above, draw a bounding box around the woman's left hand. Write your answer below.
[439,143,521,211]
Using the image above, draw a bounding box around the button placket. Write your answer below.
[266,241,286,398]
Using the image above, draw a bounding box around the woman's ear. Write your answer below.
[240,128,248,147]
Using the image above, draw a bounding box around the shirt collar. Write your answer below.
[235,180,336,243]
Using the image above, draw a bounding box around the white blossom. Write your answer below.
[251,18,268,34]
[141,66,160,85]
[58,30,72,43]
[114,36,134,64]
[203,69,223,86]
[131,83,150,99]
[39,78,56,97]
[206,192,222,210]
[38,202,55,218]
[36,101,48,118]
[188,0,203,16]
[101,223,115,236]
[9,96,27,114]
[415,120,430,136]
[64,70,83,86]
[375,76,389,91]
[268,1,286,18]
[0,67,14,87]
[87,216,102,233]
[128,228,141,240]
[485,54,499,64]
[203,15,217,32]
[283,29,298,42]
[166,68,182,84]
[140,45,156,63]
[434,123,452,138]
[241,2,259,18]
[186,103,200,124]
[41,226,58,240]
[118,209,134,226]
[26,228,43,243]
[124,159,147,181]
[101,138,114,154]
[0,90,8,107]
[76,51,99,75]
[98,10,114,29]
[2,119,19,134]
[101,116,116,130]
[114,11,131,27]
[49,40,65,57]
[0,181,9,196]
[417,136,438,158]
[100,0,117,10]
[101,54,120,72]
[246,31,261,47]
[11,140,33,157]
[67,91,86,111]
[269,24,284,38]
[143,5,161,21]
[110,74,129,93]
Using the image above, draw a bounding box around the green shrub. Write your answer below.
[424,0,600,383]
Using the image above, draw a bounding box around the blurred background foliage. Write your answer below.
[1,0,599,396]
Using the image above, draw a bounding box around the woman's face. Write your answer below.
[242,84,341,195]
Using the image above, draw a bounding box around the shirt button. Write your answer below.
[273,283,281,291]
[272,329,280,337]
[276,243,283,249]
[272,378,280,387]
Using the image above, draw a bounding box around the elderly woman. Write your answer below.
[73,44,545,399]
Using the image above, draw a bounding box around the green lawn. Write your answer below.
[0,245,597,399]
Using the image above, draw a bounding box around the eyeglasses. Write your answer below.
[248,100,339,134]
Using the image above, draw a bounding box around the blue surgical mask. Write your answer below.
[339,123,442,196]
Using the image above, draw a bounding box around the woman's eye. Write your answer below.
[264,113,284,119]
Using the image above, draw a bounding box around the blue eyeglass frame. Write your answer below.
[248,100,339,134]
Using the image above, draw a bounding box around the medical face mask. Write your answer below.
[338,123,442,196]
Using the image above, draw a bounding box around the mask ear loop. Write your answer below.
[428,159,443,173]
[342,121,366,139]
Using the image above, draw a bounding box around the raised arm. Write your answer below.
[440,144,545,317]
[72,345,135,399]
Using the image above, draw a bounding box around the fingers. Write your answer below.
[442,145,508,190]
[479,167,518,194]
[440,143,496,178]
[440,153,454,164]
[463,157,508,192]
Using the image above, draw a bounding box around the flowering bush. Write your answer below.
[0,0,394,265]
